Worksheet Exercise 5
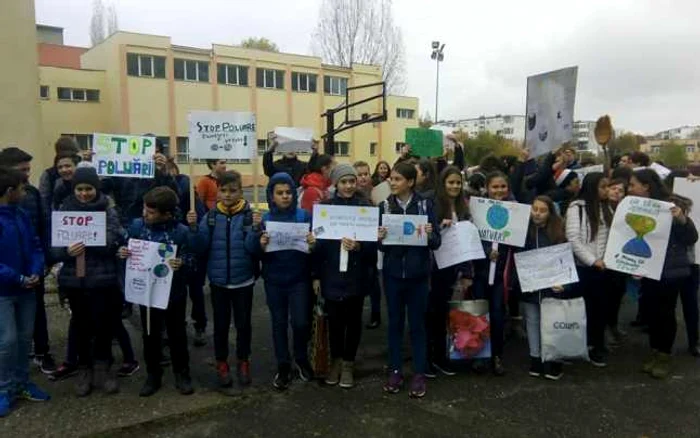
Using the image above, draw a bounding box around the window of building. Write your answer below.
[174,59,209,82]
[217,64,249,86]
[370,142,378,156]
[396,108,415,119]
[686,145,696,153]
[39,85,49,99]
[257,140,267,156]
[502,127,514,135]
[395,142,407,153]
[61,133,93,151]
[57,87,100,102]
[291,72,317,93]
[651,146,661,154]
[334,141,350,156]
[503,115,513,123]
[256,68,285,89]
[126,53,166,78]
[324,76,348,96]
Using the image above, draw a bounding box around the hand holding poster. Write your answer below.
[603,196,674,280]
[468,197,530,248]
[188,111,256,160]
[382,214,428,246]
[433,221,486,269]
[51,212,106,247]
[273,127,314,153]
[405,128,443,157]
[265,221,310,253]
[514,243,579,292]
[673,177,700,262]
[313,205,379,241]
[124,239,177,310]
[93,133,155,178]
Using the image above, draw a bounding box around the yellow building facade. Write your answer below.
[37,30,419,184]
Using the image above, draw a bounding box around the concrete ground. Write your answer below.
[3,282,700,438]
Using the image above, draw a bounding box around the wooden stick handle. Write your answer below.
[76,253,86,278]
[189,160,196,212]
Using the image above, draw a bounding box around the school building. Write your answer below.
[1,2,419,185]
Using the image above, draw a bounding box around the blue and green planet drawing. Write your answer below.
[153,243,175,278]
[487,204,509,230]
[621,213,655,258]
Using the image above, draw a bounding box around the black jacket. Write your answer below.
[263,151,309,187]
[661,217,698,280]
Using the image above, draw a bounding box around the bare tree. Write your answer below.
[312,0,406,94]
[89,0,106,46]
[107,2,118,37]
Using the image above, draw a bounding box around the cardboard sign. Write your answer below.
[574,164,604,181]
[514,243,579,292]
[468,197,531,248]
[381,214,428,246]
[51,212,106,247]
[124,239,177,309]
[405,128,443,158]
[673,178,700,263]
[274,127,314,153]
[312,205,379,242]
[265,221,310,253]
[433,221,486,269]
[188,111,256,160]
[93,133,155,178]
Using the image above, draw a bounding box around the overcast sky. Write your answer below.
[36,0,700,135]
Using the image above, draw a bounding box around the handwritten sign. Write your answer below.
[265,221,310,253]
[51,212,106,247]
[674,178,700,263]
[405,128,443,158]
[382,214,428,246]
[93,133,155,178]
[603,196,673,280]
[274,127,314,153]
[124,239,177,310]
[469,197,530,247]
[188,111,256,160]
[433,221,486,269]
[313,205,379,242]
[514,243,579,292]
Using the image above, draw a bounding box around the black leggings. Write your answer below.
[325,297,364,362]
[210,284,254,362]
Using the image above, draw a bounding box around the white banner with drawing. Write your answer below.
[312,204,379,242]
[514,242,579,293]
[124,239,177,310]
[381,214,428,246]
[468,197,530,248]
[273,127,314,153]
[674,177,700,263]
[433,221,486,269]
[265,221,310,253]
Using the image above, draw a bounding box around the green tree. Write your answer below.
[656,141,688,168]
[456,131,522,166]
[418,112,433,128]
[608,132,641,157]
[240,37,279,52]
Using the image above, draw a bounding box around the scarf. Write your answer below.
[216,199,246,216]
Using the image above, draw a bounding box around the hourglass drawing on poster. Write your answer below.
[622,213,656,258]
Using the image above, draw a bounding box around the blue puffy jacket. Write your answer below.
[199,202,257,287]
[0,205,44,297]
[248,172,311,286]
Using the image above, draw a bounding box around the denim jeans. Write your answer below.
[384,275,429,374]
[522,302,541,358]
[0,293,36,394]
[264,281,311,366]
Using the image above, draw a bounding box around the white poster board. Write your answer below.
[525,66,578,157]
[514,243,579,292]
[673,178,700,263]
[603,196,674,280]
[382,214,428,246]
[371,181,391,205]
[124,239,177,310]
[188,111,256,160]
[312,204,379,242]
[51,212,106,247]
[468,197,531,248]
[265,221,310,253]
[93,133,156,178]
[574,164,604,182]
[273,127,313,153]
[433,221,486,269]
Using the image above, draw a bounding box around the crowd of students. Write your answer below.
[0,135,698,417]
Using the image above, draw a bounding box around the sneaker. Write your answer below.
[175,372,194,395]
[424,362,438,379]
[18,382,50,402]
[529,357,543,378]
[49,362,79,381]
[365,315,381,330]
[383,369,403,394]
[544,362,564,381]
[237,360,252,387]
[325,359,342,386]
[408,374,427,399]
[642,350,659,374]
[139,374,162,397]
[0,392,10,417]
[273,364,292,391]
[651,353,671,380]
[589,350,608,368]
[36,354,57,375]
[216,361,233,388]
[117,361,140,377]
[295,360,314,382]
[339,361,355,389]
[75,368,93,398]
[103,367,119,395]
[610,327,627,345]
[193,329,207,347]
[492,356,505,376]
[433,361,457,376]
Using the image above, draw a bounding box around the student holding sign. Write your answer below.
[628,170,698,379]
[50,168,124,397]
[378,162,441,398]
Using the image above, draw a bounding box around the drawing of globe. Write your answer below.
[486,204,509,230]
[158,243,175,259]
[403,221,415,236]
[153,263,170,278]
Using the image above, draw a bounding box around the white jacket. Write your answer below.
[565,200,610,267]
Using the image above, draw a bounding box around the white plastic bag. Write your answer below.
[540,297,589,362]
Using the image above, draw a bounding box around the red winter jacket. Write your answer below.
[299,172,331,214]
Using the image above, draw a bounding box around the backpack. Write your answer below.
[206,208,262,280]
[381,198,428,216]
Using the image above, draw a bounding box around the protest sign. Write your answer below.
[468,197,530,247]
[265,221,310,253]
[405,128,443,157]
[313,205,379,242]
[93,133,155,178]
[188,111,256,160]
[603,196,674,280]
[273,127,314,153]
[124,239,177,310]
[514,243,579,292]
[674,178,700,262]
[382,214,428,246]
[525,66,578,157]
[648,162,671,180]
[51,212,106,247]
[574,164,604,182]
[433,221,486,269]
[371,181,391,205]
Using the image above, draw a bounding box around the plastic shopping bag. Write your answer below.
[540,297,589,362]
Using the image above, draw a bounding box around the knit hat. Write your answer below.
[330,164,357,186]
[555,169,578,188]
[72,166,101,190]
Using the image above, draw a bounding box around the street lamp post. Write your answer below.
[431,41,445,124]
